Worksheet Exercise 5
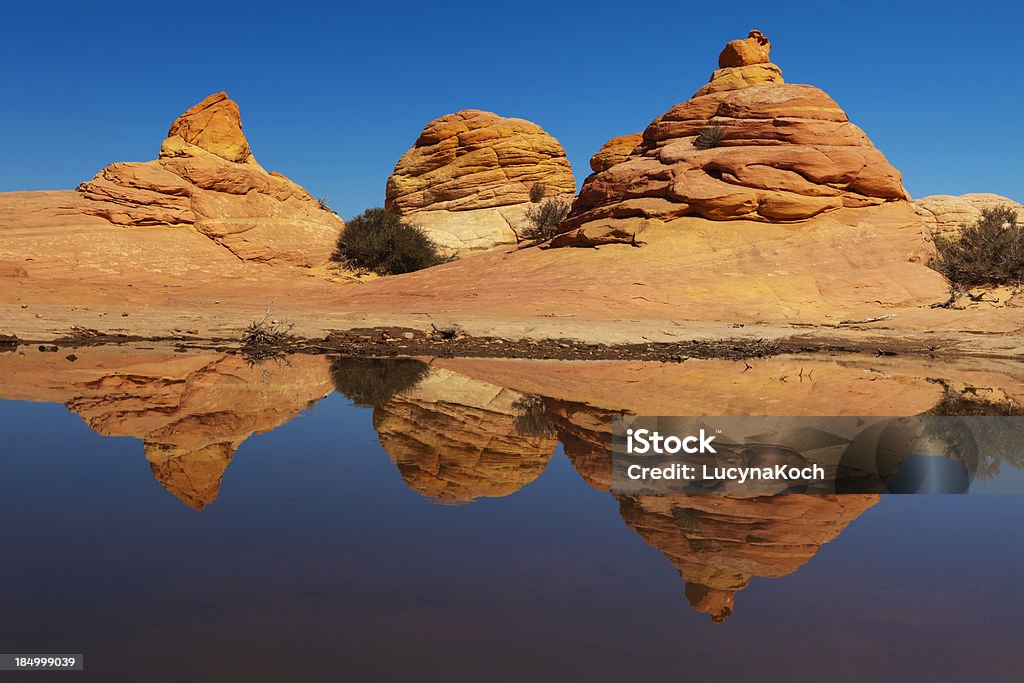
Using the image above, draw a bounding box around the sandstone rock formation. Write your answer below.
[77,92,343,266]
[385,109,576,254]
[914,193,1024,240]
[618,494,878,622]
[372,367,557,502]
[555,30,915,247]
[589,133,643,174]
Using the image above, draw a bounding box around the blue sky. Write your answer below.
[1,0,1021,219]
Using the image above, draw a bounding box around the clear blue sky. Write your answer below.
[1,0,1021,219]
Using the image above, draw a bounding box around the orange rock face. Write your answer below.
[589,133,643,173]
[384,110,576,254]
[387,110,575,213]
[559,31,910,244]
[718,29,772,67]
[162,92,252,163]
[75,92,343,266]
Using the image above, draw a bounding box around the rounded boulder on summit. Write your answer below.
[385,109,576,255]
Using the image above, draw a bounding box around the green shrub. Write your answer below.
[694,123,726,150]
[521,198,571,244]
[329,357,431,407]
[333,208,448,275]
[529,182,547,203]
[931,206,1023,287]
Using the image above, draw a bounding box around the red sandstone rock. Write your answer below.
[560,31,911,246]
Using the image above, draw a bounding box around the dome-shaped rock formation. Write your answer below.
[589,133,643,174]
[77,92,343,266]
[385,109,576,255]
[555,30,913,246]
[913,193,1024,241]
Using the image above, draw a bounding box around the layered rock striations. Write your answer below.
[913,193,1024,241]
[385,110,576,254]
[76,92,343,266]
[556,30,916,245]
[372,367,557,502]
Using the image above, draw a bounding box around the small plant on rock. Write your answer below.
[529,182,547,203]
[521,198,571,244]
[333,208,449,275]
[694,122,726,150]
[317,196,337,214]
[931,206,1023,288]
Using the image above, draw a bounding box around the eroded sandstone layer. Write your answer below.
[385,110,576,254]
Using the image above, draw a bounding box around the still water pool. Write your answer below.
[1,348,1021,681]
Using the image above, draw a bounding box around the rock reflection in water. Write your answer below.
[330,357,558,503]
[2,346,1022,622]
[0,348,335,508]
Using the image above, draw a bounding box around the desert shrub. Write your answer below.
[317,196,337,214]
[694,123,726,150]
[329,357,431,407]
[240,307,295,363]
[529,182,547,203]
[333,208,448,275]
[512,396,553,437]
[931,206,1023,287]
[521,198,571,243]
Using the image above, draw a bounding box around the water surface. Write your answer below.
[1,347,1021,682]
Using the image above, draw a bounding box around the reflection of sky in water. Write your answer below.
[1,394,1023,682]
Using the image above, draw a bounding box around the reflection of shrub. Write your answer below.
[512,396,553,436]
[329,357,430,407]
[529,182,547,203]
[931,206,1023,287]
[694,123,726,150]
[521,199,571,244]
[332,208,448,275]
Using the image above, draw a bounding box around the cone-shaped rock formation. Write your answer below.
[77,92,343,266]
[557,30,913,245]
